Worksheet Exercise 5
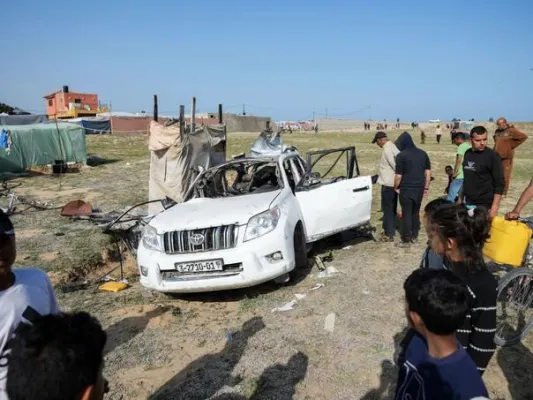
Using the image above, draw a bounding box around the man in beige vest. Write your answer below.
[373,131,400,241]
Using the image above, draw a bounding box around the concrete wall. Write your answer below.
[223,114,274,133]
[110,114,274,135]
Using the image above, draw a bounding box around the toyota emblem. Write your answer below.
[190,233,205,246]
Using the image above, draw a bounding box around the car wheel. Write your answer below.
[294,223,307,269]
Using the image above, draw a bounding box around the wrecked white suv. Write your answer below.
[137,145,372,293]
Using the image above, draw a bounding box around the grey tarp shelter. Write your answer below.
[66,117,111,134]
[0,114,48,125]
[148,120,226,214]
[0,123,87,173]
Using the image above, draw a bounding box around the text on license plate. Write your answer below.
[175,259,224,273]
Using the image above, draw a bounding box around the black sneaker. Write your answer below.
[380,233,394,242]
[395,241,411,248]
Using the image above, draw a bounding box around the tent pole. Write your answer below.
[179,105,185,140]
[153,95,158,122]
[191,97,196,132]
[109,101,114,134]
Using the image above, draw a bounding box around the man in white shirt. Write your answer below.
[373,131,400,241]
[0,210,60,399]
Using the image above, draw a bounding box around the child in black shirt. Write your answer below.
[444,165,453,195]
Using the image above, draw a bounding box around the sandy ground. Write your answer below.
[56,231,533,400]
[5,129,533,399]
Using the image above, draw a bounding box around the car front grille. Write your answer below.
[163,225,238,254]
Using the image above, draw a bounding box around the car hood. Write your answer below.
[150,190,281,232]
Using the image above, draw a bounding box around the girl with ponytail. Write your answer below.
[426,204,497,375]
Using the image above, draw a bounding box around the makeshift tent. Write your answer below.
[0,123,87,173]
[148,120,226,214]
[0,114,48,125]
[66,117,111,134]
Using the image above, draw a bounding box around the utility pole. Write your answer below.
[242,104,246,116]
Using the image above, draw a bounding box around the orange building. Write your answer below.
[44,86,107,119]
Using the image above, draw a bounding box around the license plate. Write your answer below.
[175,259,224,273]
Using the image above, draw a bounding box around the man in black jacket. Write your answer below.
[394,132,432,247]
[459,126,505,218]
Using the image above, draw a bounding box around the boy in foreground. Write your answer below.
[0,210,60,399]
[6,312,108,400]
[395,269,489,400]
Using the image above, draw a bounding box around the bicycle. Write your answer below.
[494,216,533,347]
[0,180,57,216]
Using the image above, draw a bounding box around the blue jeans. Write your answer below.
[447,179,463,202]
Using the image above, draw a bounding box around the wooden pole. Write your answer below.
[218,104,223,124]
[179,105,185,140]
[191,97,196,132]
[153,95,158,122]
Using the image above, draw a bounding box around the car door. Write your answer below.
[294,147,372,242]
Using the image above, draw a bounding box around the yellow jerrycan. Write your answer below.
[483,216,532,267]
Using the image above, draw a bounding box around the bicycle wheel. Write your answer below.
[495,268,533,347]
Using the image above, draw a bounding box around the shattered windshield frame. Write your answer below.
[304,147,358,179]
[191,158,284,199]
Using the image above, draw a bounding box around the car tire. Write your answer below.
[293,223,307,269]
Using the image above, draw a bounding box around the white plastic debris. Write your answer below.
[310,283,324,291]
[363,289,370,295]
[326,266,340,275]
[342,245,352,250]
[317,266,341,279]
[271,300,297,312]
[294,293,306,300]
[324,313,336,333]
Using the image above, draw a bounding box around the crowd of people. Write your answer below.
[373,118,532,398]
[0,119,532,399]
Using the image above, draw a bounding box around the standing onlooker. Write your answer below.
[0,210,60,399]
[395,269,489,399]
[394,132,432,247]
[6,312,108,400]
[459,126,504,218]
[494,117,528,196]
[372,131,400,242]
[447,132,470,202]
[435,125,442,144]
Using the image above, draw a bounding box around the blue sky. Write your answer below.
[3,0,533,121]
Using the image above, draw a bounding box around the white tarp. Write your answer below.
[148,120,226,214]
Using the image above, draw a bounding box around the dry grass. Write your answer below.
[6,127,533,399]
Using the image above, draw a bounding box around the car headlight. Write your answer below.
[244,207,281,242]
[142,225,162,252]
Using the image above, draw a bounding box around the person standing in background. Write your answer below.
[394,132,432,247]
[447,132,470,202]
[494,117,528,196]
[459,126,504,218]
[435,125,442,144]
[372,131,400,242]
